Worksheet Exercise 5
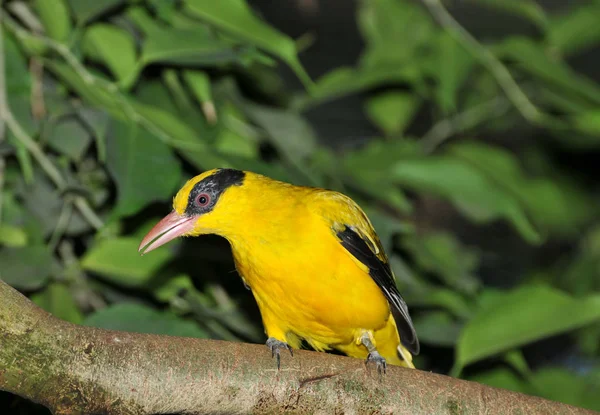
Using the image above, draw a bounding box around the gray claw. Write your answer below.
[266,337,293,369]
[367,351,387,375]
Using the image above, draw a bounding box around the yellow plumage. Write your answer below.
[141,169,418,369]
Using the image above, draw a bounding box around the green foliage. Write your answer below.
[32,282,84,324]
[81,237,173,286]
[455,285,600,373]
[84,303,208,338]
[0,246,57,290]
[1,0,599,411]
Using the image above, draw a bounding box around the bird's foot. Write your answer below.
[366,351,387,375]
[266,337,293,369]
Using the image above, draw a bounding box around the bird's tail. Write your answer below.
[374,317,415,368]
[397,344,415,369]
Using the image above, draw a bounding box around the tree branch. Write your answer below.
[0,280,593,414]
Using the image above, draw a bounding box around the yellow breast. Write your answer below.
[226,199,391,348]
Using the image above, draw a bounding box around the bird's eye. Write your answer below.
[195,193,210,207]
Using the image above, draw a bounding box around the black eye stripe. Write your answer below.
[185,169,245,216]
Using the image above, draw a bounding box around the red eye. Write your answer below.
[195,193,210,207]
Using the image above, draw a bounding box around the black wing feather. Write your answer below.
[337,226,420,355]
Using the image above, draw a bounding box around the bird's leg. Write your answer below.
[360,331,387,375]
[266,337,293,369]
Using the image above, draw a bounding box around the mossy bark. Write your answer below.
[0,280,595,414]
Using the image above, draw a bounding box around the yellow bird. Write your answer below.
[139,169,419,371]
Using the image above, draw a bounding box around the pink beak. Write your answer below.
[138,211,196,254]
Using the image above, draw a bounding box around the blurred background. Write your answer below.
[1,0,599,412]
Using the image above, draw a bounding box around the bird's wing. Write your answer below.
[311,190,419,355]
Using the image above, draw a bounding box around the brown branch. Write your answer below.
[0,280,593,415]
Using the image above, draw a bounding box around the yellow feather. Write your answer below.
[172,170,416,368]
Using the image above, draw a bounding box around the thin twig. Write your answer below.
[421,0,543,124]
[48,198,74,251]
[73,197,104,230]
[0,158,5,225]
[2,14,102,86]
[30,58,46,120]
[421,96,510,152]
[58,240,107,310]
[3,110,104,230]
[3,109,64,186]
[0,13,105,230]
[6,1,45,34]
[1,2,8,225]
[0,2,7,142]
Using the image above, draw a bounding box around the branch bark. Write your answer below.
[0,280,593,415]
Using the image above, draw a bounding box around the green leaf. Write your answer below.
[45,61,122,114]
[46,117,92,162]
[82,24,138,88]
[34,0,72,42]
[105,119,181,218]
[358,0,434,67]
[388,156,542,244]
[549,2,600,56]
[0,246,57,290]
[366,210,412,255]
[343,139,420,181]
[455,285,600,370]
[215,128,258,159]
[31,283,83,324]
[496,37,600,105]
[531,368,600,411]
[77,108,109,162]
[365,92,420,135]
[572,109,600,138]
[410,287,473,319]
[244,103,317,167]
[449,141,594,236]
[342,139,418,213]
[433,33,473,114]
[20,170,93,237]
[503,350,532,378]
[162,70,194,113]
[559,225,600,296]
[577,324,600,356]
[299,65,420,108]
[130,100,229,169]
[49,62,216,173]
[0,224,28,247]
[402,232,480,295]
[84,303,207,338]
[141,28,241,66]
[470,368,532,395]
[67,0,124,24]
[154,274,195,303]
[413,311,462,347]
[467,0,548,31]
[183,70,213,105]
[184,0,312,88]
[148,0,177,23]
[81,237,172,287]
[51,64,223,170]
[213,103,258,158]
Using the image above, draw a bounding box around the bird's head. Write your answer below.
[138,168,246,254]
